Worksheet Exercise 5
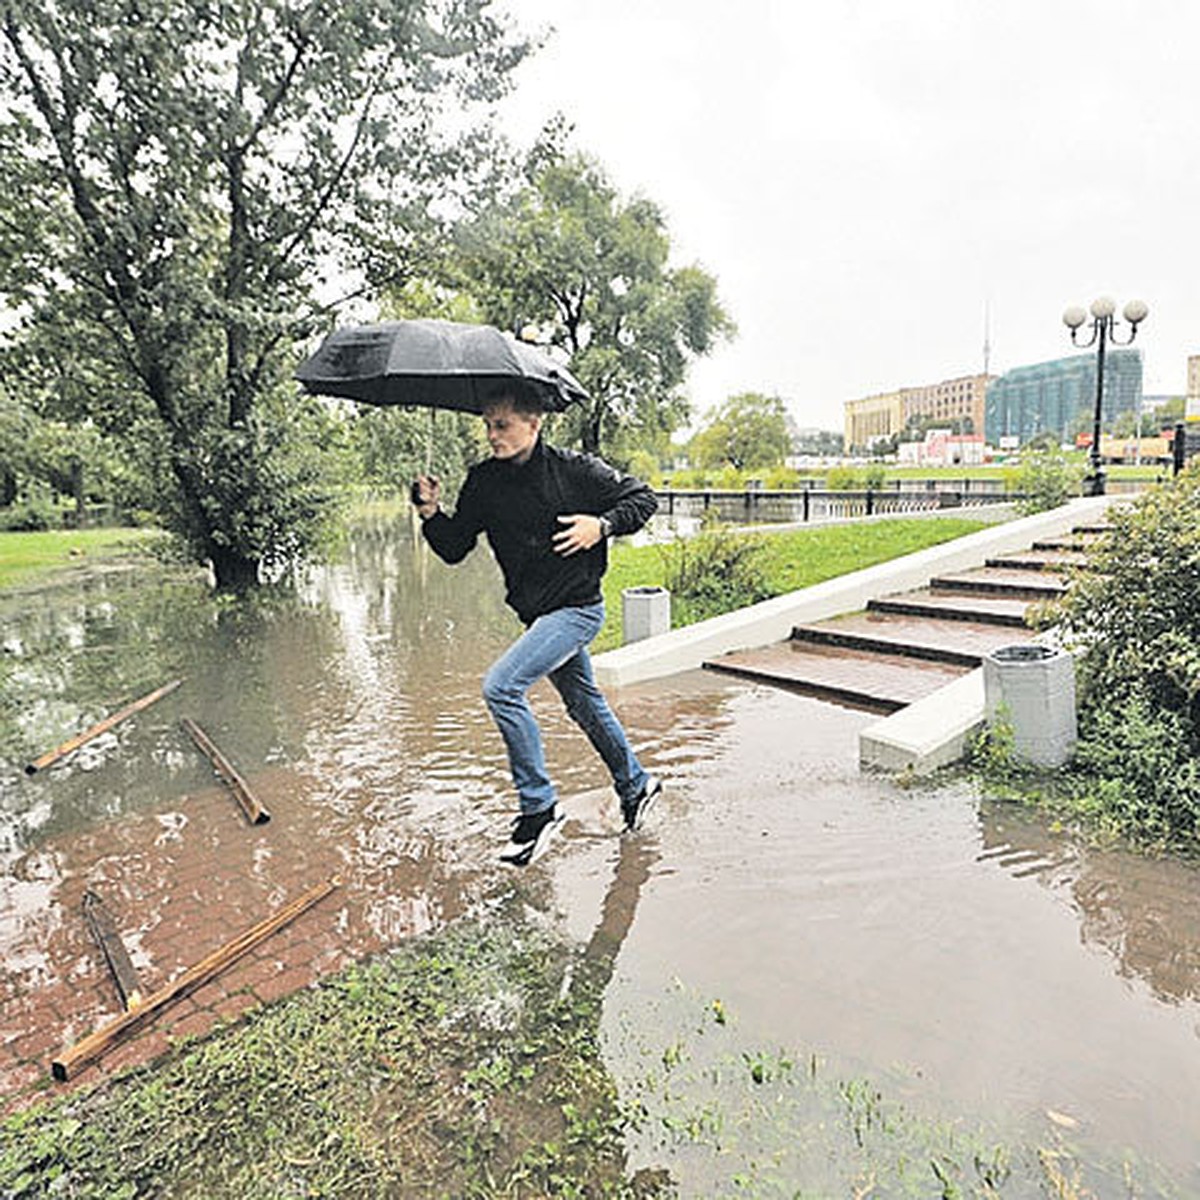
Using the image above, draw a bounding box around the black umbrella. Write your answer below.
[295,318,589,415]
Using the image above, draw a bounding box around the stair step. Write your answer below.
[929,567,1067,599]
[1031,538,1094,552]
[791,612,1037,667]
[868,588,1032,627]
[985,550,1090,572]
[703,641,968,713]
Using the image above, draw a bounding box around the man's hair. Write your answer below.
[481,384,544,418]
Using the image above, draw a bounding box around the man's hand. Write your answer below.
[411,474,441,519]
[553,513,604,556]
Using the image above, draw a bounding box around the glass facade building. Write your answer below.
[984,350,1143,446]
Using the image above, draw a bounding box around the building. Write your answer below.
[1189,354,1200,421]
[844,390,903,450]
[897,429,986,467]
[984,349,1142,447]
[900,373,990,436]
[844,373,991,451]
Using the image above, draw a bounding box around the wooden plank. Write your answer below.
[24,679,184,775]
[82,890,143,1012]
[52,876,340,1081]
[181,718,271,825]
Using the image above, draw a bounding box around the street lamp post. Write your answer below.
[1062,296,1148,496]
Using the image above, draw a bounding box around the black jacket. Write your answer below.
[421,439,658,624]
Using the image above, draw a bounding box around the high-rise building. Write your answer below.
[843,372,992,451]
[900,374,991,436]
[984,350,1142,446]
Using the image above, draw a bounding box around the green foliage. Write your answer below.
[825,464,886,491]
[598,516,988,650]
[1013,443,1084,513]
[624,448,662,487]
[0,0,530,587]
[657,519,772,626]
[760,465,803,489]
[446,150,735,456]
[0,917,653,1199]
[1032,465,1200,847]
[689,392,791,471]
[0,485,57,532]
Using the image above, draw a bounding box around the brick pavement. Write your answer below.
[0,764,478,1114]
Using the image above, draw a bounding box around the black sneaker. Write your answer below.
[499,806,564,867]
[622,775,662,832]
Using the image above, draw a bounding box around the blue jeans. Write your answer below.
[482,602,649,815]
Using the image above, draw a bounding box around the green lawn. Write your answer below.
[598,515,990,651]
[0,528,165,591]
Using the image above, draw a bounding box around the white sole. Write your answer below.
[500,812,565,867]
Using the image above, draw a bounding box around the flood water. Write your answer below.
[2,513,1199,1195]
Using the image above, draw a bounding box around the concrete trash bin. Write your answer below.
[622,586,671,644]
[982,644,1077,768]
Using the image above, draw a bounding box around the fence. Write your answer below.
[655,484,1026,525]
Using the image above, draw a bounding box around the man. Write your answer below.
[411,389,662,866]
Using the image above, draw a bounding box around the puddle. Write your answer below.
[1,516,1198,1194]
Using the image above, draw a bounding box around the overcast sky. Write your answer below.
[493,0,1199,430]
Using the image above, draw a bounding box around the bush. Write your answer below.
[658,518,772,625]
[0,486,58,531]
[1013,444,1084,513]
[1033,464,1200,846]
[825,465,886,491]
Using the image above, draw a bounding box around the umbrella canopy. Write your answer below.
[295,318,589,414]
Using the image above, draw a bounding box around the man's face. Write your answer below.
[482,401,541,463]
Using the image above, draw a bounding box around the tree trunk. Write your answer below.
[71,460,85,525]
[582,404,603,457]
[209,544,261,592]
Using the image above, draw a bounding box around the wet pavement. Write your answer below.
[2,515,1199,1193]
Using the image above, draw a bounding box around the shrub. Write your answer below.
[1036,464,1200,846]
[1013,444,1084,513]
[658,518,772,625]
[825,465,885,492]
[0,486,58,531]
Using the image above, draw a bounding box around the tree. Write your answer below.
[347,277,487,497]
[690,392,791,471]
[1043,465,1200,846]
[447,150,734,459]
[0,0,529,587]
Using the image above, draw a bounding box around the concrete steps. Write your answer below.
[790,611,1037,667]
[702,640,968,713]
[985,549,1090,571]
[702,522,1101,715]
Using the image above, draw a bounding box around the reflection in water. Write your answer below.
[977,799,1200,1006]
[0,516,741,1106]
[3,517,1200,1193]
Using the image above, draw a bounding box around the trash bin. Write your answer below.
[982,644,1077,768]
[622,586,671,645]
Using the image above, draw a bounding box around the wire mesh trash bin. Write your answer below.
[622,586,671,644]
[982,644,1077,768]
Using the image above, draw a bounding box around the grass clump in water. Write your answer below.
[0,914,666,1199]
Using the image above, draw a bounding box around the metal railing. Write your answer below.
[655,486,1027,525]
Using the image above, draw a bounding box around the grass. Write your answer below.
[0,912,1166,1199]
[0,911,642,1200]
[598,516,990,652]
[0,528,167,592]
